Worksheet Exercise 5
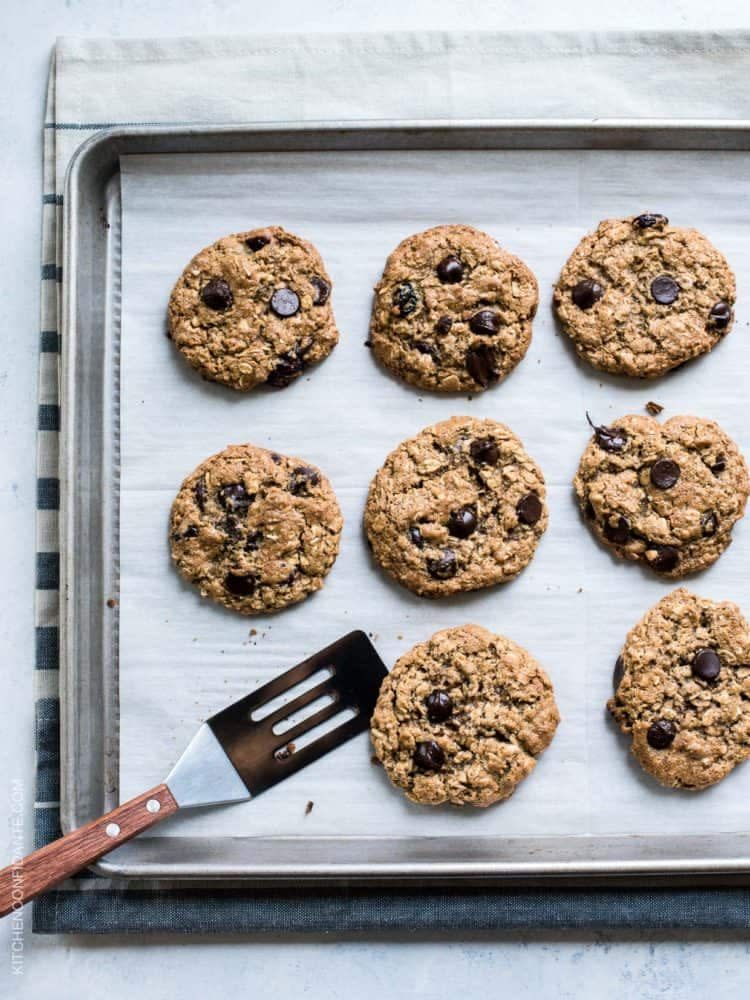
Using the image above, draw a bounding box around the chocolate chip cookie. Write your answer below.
[370,624,559,807]
[554,214,736,378]
[369,225,538,392]
[574,413,749,577]
[365,417,548,597]
[168,226,338,390]
[170,444,342,614]
[609,589,750,790]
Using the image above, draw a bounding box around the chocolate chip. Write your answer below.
[224,573,257,597]
[219,483,253,512]
[650,544,679,573]
[245,530,263,551]
[604,515,631,545]
[650,276,680,305]
[711,455,726,475]
[289,466,320,496]
[448,506,477,538]
[692,648,721,682]
[701,511,718,537]
[270,288,300,318]
[572,279,604,310]
[266,349,304,388]
[222,515,242,542]
[408,526,424,548]
[182,525,199,539]
[650,458,681,490]
[414,340,441,363]
[468,309,501,336]
[466,343,500,387]
[613,654,625,689]
[413,740,445,771]
[647,718,676,749]
[201,278,233,311]
[469,437,499,465]
[195,478,207,511]
[585,500,596,521]
[633,213,669,229]
[586,413,628,453]
[427,549,457,580]
[436,316,453,335]
[425,690,453,722]
[436,255,464,284]
[245,234,270,252]
[311,276,330,306]
[708,301,732,331]
[393,282,420,317]
[517,493,543,526]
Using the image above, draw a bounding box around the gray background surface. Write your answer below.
[2,1,750,997]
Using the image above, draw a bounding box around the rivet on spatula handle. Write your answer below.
[0,784,178,917]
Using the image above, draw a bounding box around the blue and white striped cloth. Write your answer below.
[34,31,750,933]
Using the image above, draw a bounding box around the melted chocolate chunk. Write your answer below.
[224,573,257,597]
[701,511,718,537]
[182,525,199,539]
[466,343,500,387]
[435,315,453,335]
[650,275,680,305]
[311,276,331,305]
[468,309,501,336]
[270,287,300,318]
[517,493,543,526]
[448,506,477,539]
[218,483,253,512]
[708,301,732,331]
[633,213,669,229]
[586,413,628,453]
[245,234,270,252]
[427,549,457,580]
[195,478,207,511]
[572,279,604,310]
[413,340,441,363]
[436,255,464,284]
[393,282,420,317]
[613,654,625,689]
[647,718,677,749]
[408,526,424,548]
[604,515,631,545]
[289,466,320,496]
[425,690,454,723]
[413,740,445,771]
[711,455,727,475]
[245,530,263,551]
[469,437,499,465]
[266,349,305,388]
[650,458,681,490]
[221,515,242,542]
[201,278,233,311]
[650,544,679,573]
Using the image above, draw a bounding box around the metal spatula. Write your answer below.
[0,630,387,917]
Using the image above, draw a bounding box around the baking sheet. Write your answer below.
[119,148,750,845]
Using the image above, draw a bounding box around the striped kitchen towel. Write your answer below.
[34,31,750,932]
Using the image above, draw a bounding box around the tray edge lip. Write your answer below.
[60,115,750,883]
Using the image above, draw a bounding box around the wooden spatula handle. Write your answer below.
[0,784,178,917]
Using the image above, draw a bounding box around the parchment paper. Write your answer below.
[119,148,750,843]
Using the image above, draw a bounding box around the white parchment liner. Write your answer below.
[119,148,750,843]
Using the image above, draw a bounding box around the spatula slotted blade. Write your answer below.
[0,632,389,915]
[167,630,388,807]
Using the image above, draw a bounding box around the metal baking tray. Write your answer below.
[61,119,750,884]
